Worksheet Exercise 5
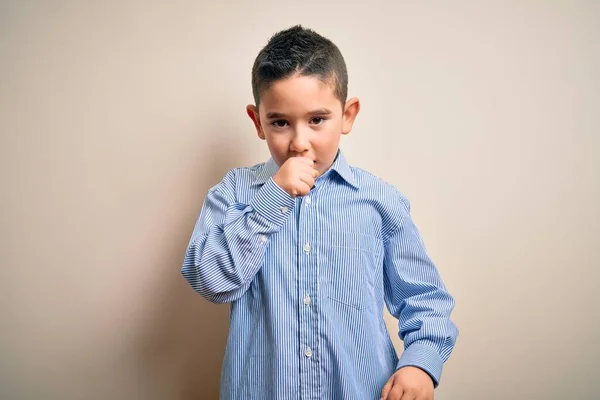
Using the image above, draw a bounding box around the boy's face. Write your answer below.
[247,74,360,175]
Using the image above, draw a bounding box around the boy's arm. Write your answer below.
[181,170,295,303]
[383,196,458,388]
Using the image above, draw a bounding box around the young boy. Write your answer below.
[182,25,458,400]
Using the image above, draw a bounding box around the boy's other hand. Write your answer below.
[273,157,319,197]
[380,366,434,400]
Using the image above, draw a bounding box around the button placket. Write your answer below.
[298,191,320,397]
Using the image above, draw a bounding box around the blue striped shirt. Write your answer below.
[181,150,458,399]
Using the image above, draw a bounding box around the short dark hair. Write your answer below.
[251,25,348,107]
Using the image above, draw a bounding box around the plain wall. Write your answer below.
[1,1,599,399]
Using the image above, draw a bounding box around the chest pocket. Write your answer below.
[324,231,384,310]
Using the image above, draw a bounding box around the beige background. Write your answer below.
[1,1,599,399]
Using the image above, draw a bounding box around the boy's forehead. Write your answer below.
[259,75,340,114]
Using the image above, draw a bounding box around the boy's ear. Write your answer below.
[341,97,360,135]
[246,104,265,140]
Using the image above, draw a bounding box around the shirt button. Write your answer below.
[305,197,311,205]
[303,295,311,306]
[303,243,311,253]
[304,347,312,358]
[280,206,288,214]
[260,234,267,243]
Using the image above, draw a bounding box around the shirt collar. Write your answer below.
[252,149,359,189]
[327,149,359,189]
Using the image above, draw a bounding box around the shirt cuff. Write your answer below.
[396,343,444,388]
[250,178,295,228]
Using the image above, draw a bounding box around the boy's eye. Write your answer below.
[272,120,289,128]
[310,117,325,125]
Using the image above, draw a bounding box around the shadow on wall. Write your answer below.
[132,132,246,399]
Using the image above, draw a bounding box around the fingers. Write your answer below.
[294,158,319,178]
[387,385,403,400]
[398,391,415,400]
[296,157,315,166]
[277,157,319,197]
[383,367,433,400]
[298,171,316,188]
[298,161,319,177]
[381,378,393,400]
[292,181,312,197]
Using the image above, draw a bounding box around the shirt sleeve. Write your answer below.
[383,196,458,387]
[181,170,295,303]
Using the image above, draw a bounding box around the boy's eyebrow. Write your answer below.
[265,108,333,119]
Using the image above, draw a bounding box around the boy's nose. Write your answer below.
[290,131,310,152]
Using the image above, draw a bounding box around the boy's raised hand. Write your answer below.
[273,157,319,197]
[380,366,434,400]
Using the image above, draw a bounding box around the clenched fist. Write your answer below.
[380,366,434,400]
[273,157,319,197]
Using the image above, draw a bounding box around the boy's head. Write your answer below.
[247,25,360,175]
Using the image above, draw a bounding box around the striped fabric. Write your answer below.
[181,149,458,400]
